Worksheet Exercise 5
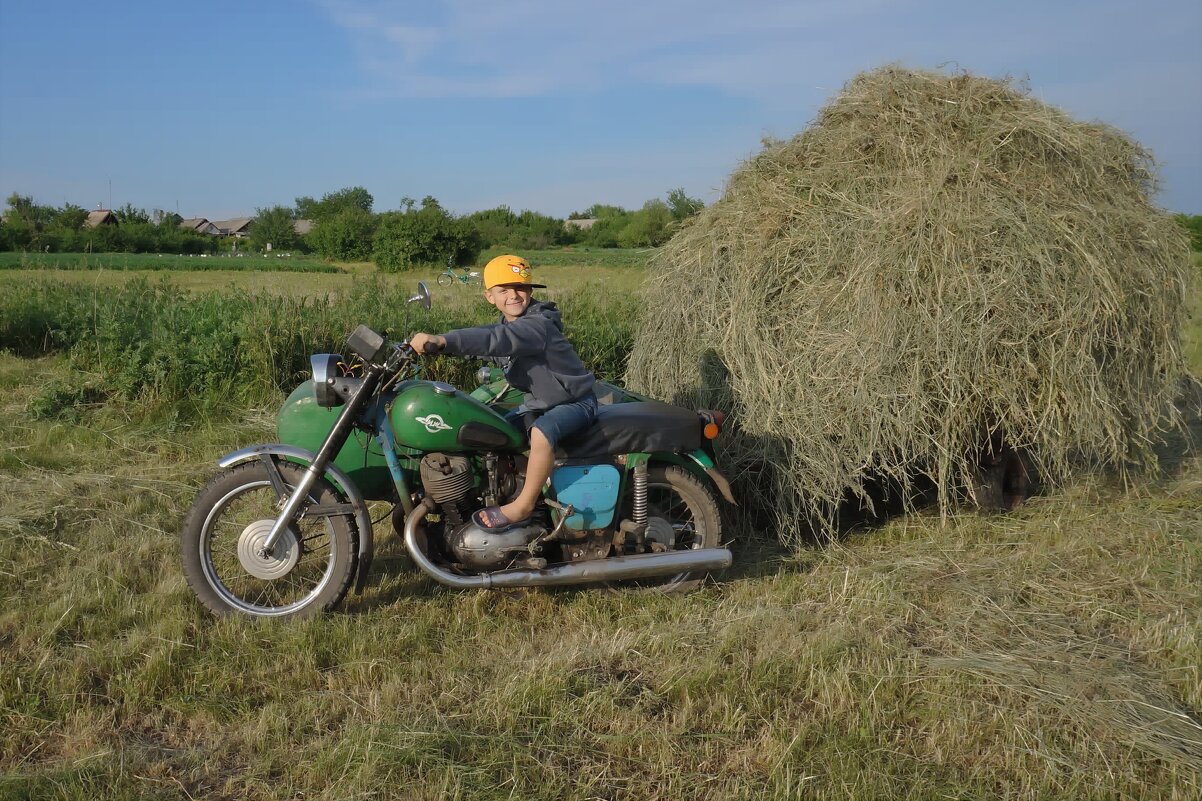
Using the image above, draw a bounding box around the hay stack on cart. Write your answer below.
[627,66,1194,544]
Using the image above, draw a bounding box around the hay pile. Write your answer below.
[626,66,1195,544]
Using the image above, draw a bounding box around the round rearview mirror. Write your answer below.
[408,281,432,310]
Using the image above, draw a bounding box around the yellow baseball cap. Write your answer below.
[482,254,545,289]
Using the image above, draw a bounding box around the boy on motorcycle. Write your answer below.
[409,254,597,532]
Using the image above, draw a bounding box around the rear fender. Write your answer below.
[645,450,738,505]
[218,444,375,594]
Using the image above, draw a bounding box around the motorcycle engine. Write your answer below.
[420,453,539,570]
[419,453,475,527]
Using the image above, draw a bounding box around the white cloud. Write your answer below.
[311,0,1202,210]
[313,0,892,98]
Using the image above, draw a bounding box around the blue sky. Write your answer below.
[1,0,1199,219]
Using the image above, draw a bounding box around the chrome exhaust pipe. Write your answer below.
[403,500,731,589]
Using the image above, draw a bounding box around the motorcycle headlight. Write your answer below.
[311,354,344,407]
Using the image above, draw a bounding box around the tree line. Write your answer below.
[0,194,215,254]
[10,187,1197,270]
[251,186,706,271]
[0,186,708,271]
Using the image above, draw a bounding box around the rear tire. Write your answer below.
[181,462,357,618]
[614,465,724,593]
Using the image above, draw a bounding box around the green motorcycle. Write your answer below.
[181,283,734,619]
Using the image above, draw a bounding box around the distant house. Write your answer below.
[85,209,118,228]
[179,217,220,235]
[564,218,597,231]
[212,217,254,238]
[293,219,314,236]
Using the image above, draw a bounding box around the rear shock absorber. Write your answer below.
[632,461,648,527]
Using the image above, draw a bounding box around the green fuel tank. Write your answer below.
[390,381,525,452]
[276,380,395,500]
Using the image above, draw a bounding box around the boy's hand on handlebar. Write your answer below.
[408,333,446,355]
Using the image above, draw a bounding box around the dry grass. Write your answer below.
[0,237,1199,797]
[1,355,1200,799]
[627,66,1196,545]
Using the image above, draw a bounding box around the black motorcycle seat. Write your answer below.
[556,401,701,459]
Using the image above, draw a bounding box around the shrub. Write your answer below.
[308,208,377,261]
[2,277,533,418]
[250,205,300,252]
[372,199,482,272]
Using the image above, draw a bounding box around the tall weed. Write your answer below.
[1,276,635,419]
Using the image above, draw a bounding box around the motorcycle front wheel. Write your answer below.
[436,272,454,287]
[181,461,357,618]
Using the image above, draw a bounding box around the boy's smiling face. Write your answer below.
[484,284,533,321]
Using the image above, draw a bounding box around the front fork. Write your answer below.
[258,368,382,557]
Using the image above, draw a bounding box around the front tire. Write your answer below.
[181,462,357,618]
[436,272,454,287]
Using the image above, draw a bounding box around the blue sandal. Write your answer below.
[473,506,532,532]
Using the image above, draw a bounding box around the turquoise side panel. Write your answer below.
[550,464,621,530]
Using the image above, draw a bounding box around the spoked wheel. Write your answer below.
[613,465,723,593]
[436,272,454,287]
[181,461,357,618]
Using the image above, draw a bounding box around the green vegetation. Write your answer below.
[0,269,638,421]
[0,346,1198,798]
[1177,213,1202,251]
[373,196,483,271]
[1,193,216,254]
[308,208,378,262]
[486,246,651,269]
[295,186,375,221]
[466,206,574,250]
[566,190,703,249]
[2,187,705,273]
[1,250,1198,798]
[0,251,339,273]
[1186,252,1202,371]
[249,205,301,252]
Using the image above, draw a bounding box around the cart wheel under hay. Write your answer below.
[969,441,1034,512]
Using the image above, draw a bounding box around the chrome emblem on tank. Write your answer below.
[415,413,452,433]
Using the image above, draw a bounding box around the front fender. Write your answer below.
[218,444,376,594]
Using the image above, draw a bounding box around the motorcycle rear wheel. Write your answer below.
[613,465,723,593]
[181,462,357,618]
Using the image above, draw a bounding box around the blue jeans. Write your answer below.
[508,394,599,450]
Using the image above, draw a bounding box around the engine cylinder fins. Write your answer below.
[419,453,475,503]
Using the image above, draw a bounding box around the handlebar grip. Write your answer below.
[422,341,444,354]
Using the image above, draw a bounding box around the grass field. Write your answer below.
[1,254,1200,799]
[0,251,340,273]
[0,250,646,299]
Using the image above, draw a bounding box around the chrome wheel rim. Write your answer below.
[198,480,337,617]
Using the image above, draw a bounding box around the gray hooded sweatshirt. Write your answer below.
[440,299,596,411]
